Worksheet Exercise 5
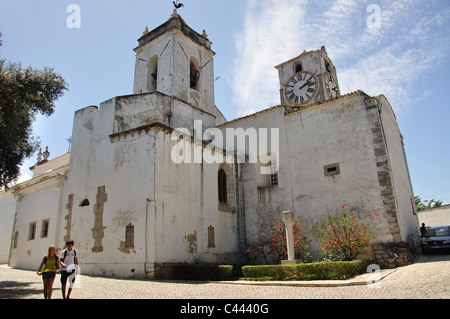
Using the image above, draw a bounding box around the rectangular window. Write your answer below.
[28,222,37,241]
[208,225,215,248]
[270,159,279,186]
[125,223,134,248]
[257,153,278,188]
[324,163,340,176]
[41,219,49,238]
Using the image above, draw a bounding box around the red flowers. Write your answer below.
[315,203,378,261]
[247,216,309,264]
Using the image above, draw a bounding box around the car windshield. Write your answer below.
[424,227,450,237]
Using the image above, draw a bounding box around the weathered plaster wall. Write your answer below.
[284,94,393,258]
[112,92,171,134]
[218,93,408,261]
[150,131,241,272]
[0,190,16,263]
[8,176,66,270]
[376,95,420,246]
[64,101,157,278]
[218,107,293,250]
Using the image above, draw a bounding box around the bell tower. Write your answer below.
[133,10,216,115]
[275,46,340,108]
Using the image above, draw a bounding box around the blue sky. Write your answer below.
[0,0,449,204]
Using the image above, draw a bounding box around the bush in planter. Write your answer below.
[314,203,379,261]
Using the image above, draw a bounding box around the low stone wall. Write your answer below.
[372,242,414,269]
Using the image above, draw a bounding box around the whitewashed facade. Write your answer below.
[0,12,420,278]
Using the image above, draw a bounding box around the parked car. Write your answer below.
[421,226,450,254]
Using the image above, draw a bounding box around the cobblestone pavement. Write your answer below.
[0,254,448,300]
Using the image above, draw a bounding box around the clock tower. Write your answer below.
[275,46,340,107]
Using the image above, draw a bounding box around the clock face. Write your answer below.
[284,71,318,106]
[324,72,340,99]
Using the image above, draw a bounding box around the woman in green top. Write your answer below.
[37,245,65,299]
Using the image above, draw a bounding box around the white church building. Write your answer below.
[0,11,421,278]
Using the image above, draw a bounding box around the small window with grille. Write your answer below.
[125,223,134,248]
[41,219,50,238]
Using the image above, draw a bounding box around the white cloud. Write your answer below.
[0,171,32,191]
[231,0,449,116]
[231,0,307,116]
[338,44,436,111]
[16,171,32,184]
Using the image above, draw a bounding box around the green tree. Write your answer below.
[414,196,443,211]
[0,33,68,188]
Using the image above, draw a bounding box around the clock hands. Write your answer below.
[299,78,314,90]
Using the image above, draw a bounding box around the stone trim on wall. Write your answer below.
[366,97,402,242]
[63,194,73,246]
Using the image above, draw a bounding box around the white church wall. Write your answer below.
[219,92,401,261]
[64,101,157,278]
[172,31,216,114]
[133,32,173,95]
[152,131,240,267]
[9,177,66,271]
[218,106,294,248]
[284,94,393,258]
[0,190,16,263]
[376,95,420,246]
[171,98,218,135]
[112,92,171,134]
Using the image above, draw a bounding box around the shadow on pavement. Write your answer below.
[0,281,41,299]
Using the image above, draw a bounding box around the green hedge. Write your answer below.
[242,259,372,281]
[173,264,234,281]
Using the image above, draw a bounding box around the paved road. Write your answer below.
[0,254,448,300]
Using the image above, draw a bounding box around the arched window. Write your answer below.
[80,199,90,207]
[218,169,227,204]
[190,57,200,90]
[325,59,332,73]
[147,55,158,91]
[295,63,303,73]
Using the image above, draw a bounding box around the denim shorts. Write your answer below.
[42,271,56,279]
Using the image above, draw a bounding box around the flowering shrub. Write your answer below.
[247,216,309,264]
[314,204,378,261]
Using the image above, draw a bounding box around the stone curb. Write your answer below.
[212,268,398,287]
